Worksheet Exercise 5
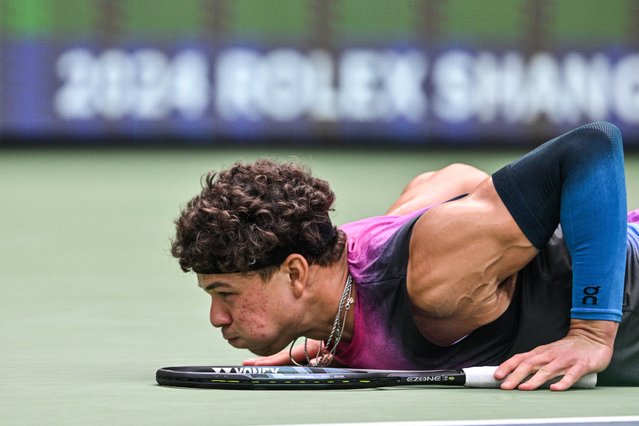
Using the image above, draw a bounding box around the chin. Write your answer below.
[248,346,276,357]
[248,341,288,357]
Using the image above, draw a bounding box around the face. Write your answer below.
[197,270,300,356]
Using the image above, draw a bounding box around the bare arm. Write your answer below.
[407,175,618,391]
[407,177,538,344]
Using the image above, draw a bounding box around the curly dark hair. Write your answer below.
[171,159,346,279]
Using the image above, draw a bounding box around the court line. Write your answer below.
[275,416,639,426]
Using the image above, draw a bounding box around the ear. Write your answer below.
[281,254,309,298]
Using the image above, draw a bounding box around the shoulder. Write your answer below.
[341,210,426,283]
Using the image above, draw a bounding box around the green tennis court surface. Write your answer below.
[2,149,639,425]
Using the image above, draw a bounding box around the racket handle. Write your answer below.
[462,366,597,389]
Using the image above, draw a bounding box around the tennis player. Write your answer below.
[171,122,639,390]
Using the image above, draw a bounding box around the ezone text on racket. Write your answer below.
[406,375,449,382]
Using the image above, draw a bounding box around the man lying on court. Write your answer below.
[171,122,639,390]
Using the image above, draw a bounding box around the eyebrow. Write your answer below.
[201,281,232,292]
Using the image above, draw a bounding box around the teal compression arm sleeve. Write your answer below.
[492,122,627,322]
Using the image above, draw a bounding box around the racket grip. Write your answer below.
[462,366,597,389]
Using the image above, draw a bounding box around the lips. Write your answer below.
[221,327,235,341]
[226,337,246,349]
[223,333,237,341]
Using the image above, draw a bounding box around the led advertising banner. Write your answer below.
[1,0,638,146]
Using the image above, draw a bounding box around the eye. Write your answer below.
[216,291,233,300]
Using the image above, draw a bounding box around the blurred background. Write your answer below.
[1,0,638,147]
[2,2,639,424]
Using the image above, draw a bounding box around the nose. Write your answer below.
[209,296,232,328]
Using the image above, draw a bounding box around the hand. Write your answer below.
[243,339,324,366]
[495,319,618,391]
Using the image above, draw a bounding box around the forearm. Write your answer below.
[489,123,627,390]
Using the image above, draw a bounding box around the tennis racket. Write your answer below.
[156,365,597,390]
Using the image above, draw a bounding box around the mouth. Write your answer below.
[221,332,283,355]
[225,336,243,348]
[221,327,235,341]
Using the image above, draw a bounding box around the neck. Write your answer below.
[302,251,356,343]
